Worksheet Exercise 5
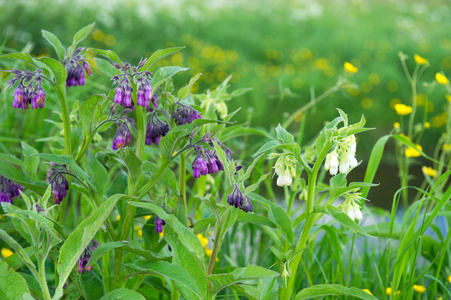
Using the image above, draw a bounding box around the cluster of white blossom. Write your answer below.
[325,134,358,176]
[338,192,363,221]
[271,154,296,187]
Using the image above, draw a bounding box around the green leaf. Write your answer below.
[275,124,295,144]
[36,57,67,90]
[159,127,188,159]
[94,58,122,78]
[178,73,202,100]
[208,265,279,296]
[326,205,373,237]
[67,22,95,56]
[125,261,203,298]
[81,271,104,300]
[21,142,39,180]
[243,173,270,195]
[113,147,142,183]
[85,151,108,193]
[41,30,65,61]
[296,284,378,300]
[0,160,46,195]
[89,48,122,64]
[0,52,35,67]
[54,194,128,299]
[0,260,30,300]
[142,162,178,193]
[99,289,145,300]
[253,140,280,157]
[79,94,106,137]
[150,66,189,90]
[139,46,186,71]
[237,211,277,228]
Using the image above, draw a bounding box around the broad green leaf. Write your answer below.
[0,260,30,300]
[125,261,203,298]
[159,127,188,159]
[0,154,24,167]
[178,73,202,100]
[114,147,142,183]
[0,229,37,275]
[0,160,46,195]
[99,289,145,300]
[326,205,373,237]
[0,52,35,67]
[296,284,378,300]
[361,135,390,198]
[21,142,39,180]
[243,173,270,195]
[79,94,106,137]
[237,211,277,228]
[208,265,279,296]
[81,271,104,300]
[85,151,108,193]
[150,66,189,90]
[142,161,178,193]
[89,48,122,64]
[275,124,295,144]
[54,194,128,299]
[139,46,186,71]
[94,58,122,78]
[67,22,95,56]
[41,30,65,61]
[253,140,280,157]
[36,57,67,91]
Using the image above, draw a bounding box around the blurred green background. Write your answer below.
[1,0,450,206]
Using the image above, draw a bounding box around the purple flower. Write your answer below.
[46,165,69,205]
[144,84,152,103]
[0,175,24,205]
[155,216,166,234]
[77,240,98,273]
[146,91,159,112]
[114,86,124,104]
[145,115,169,146]
[31,86,46,109]
[172,105,202,125]
[227,184,244,208]
[136,87,146,107]
[192,155,208,179]
[65,51,91,88]
[83,62,92,76]
[239,196,254,213]
[13,87,23,108]
[112,123,132,150]
[123,88,132,107]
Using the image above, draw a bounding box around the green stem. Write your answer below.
[346,233,356,287]
[135,106,146,161]
[39,258,52,300]
[180,152,188,226]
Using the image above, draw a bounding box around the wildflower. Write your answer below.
[13,86,24,108]
[413,285,426,293]
[0,175,24,205]
[192,155,208,179]
[393,122,400,129]
[155,216,166,234]
[227,184,244,208]
[414,54,428,65]
[116,215,120,221]
[362,289,373,295]
[172,104,202,125]
[344,62,358,73]
[31,85,46,109]
[325,135,358,176]
[146,91,159,112]
[240,196,254,213]
[77,240,98,273]
[192,146,223,178]
[443,144,451,151]
[144,215,152,221]
[448,274,451,283]
[394,104,413,115]
[36,204,44,212]
[145,115,169,146]
[422,166,437,177]
[159,230,164,238]
[446,94,451,102]
[436,73,449,85]
[65,48,91,87]
[273,155,296,187]
[9,69,46,109]
[197,234,209,248]
[1,248,13,258]
[204,247,219,261]
[338,192,363,222]
[325,151,339,176]
[405,144,422,158]
[46,163,70,204]
[386,287,400,296]
[424,122,430,129]
[112,123,132,150]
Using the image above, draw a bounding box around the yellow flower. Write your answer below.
[137,229,143,238]
[144,215,152,221]
[0,214,3,220]
[414,54,428,65]
[197,234,209,248]
[398,133,410,141]
[436,73,449,85]
[386,287,400,296]
[446,94,451,102]
[405,144,422,157]
[116,215,121,221]
[393,122,400,129]
[344,62,358,73]
[443,144,451,151]
[362,289,373,295]
[159,230,164,238]
[1,248,13,258]
[413,285,426,293]
[205,247,213,257]
[394,104,413,115]
[424,122,430,128]
[422,166,437,177]
[448,274,451,283]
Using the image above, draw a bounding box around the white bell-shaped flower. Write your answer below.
[325,151,339,175]
[353,203,362,221]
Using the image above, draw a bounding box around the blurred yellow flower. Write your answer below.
[386,287,400,296]
[362,289,373,295]
[159,230,164,238]
[197,234,209,248]
[448,274,451,283]
[205,247,212,257]
[422,166,437,177]
[399,133,410,140]
[344,62,358,73]
[1,248,13,258]
[446,94,451,102]
[116,215,120,221]
[442,144,451,151]
[405,144,422,157]
[393,122,400,129]
[0,214,3,220]
[144,215,152,221]
[424,122,430,128]
[413,285,426,293]
[414,54,428,65]
[436,73,449,85]
[394,104,412,115]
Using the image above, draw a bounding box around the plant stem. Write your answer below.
[135,106,146,161]
[39,258,52,300]
[180,153,188,226]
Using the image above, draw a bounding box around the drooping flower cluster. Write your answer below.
[112,122,132,150]
[145,114,169,146]
[136,76,153,108]
[172,104,202,125]
[155,216,166,234]
[77,240,98,273]
[325,134,358,176]
[146,91,159,112]
[8,69,47,110]
[46,164,70,204]
[192,146,224,178]
[65,48,92,87]
[113,78,134,110]
[337,191,363,221]
[271,154,296,187]
[227,184,254,213]
[0,175,23,204]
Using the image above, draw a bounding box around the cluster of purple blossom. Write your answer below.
[145,115,169,146]
[172,104,202,125]
[0,175,23,204]
[112,122,132,150]
[192,145,224,179]
[155,216,166,234]
[227,184,253,213]
[77,240,98,273]
[9,69,46,110]
[46,164,70,204]
[65,48,92,87]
